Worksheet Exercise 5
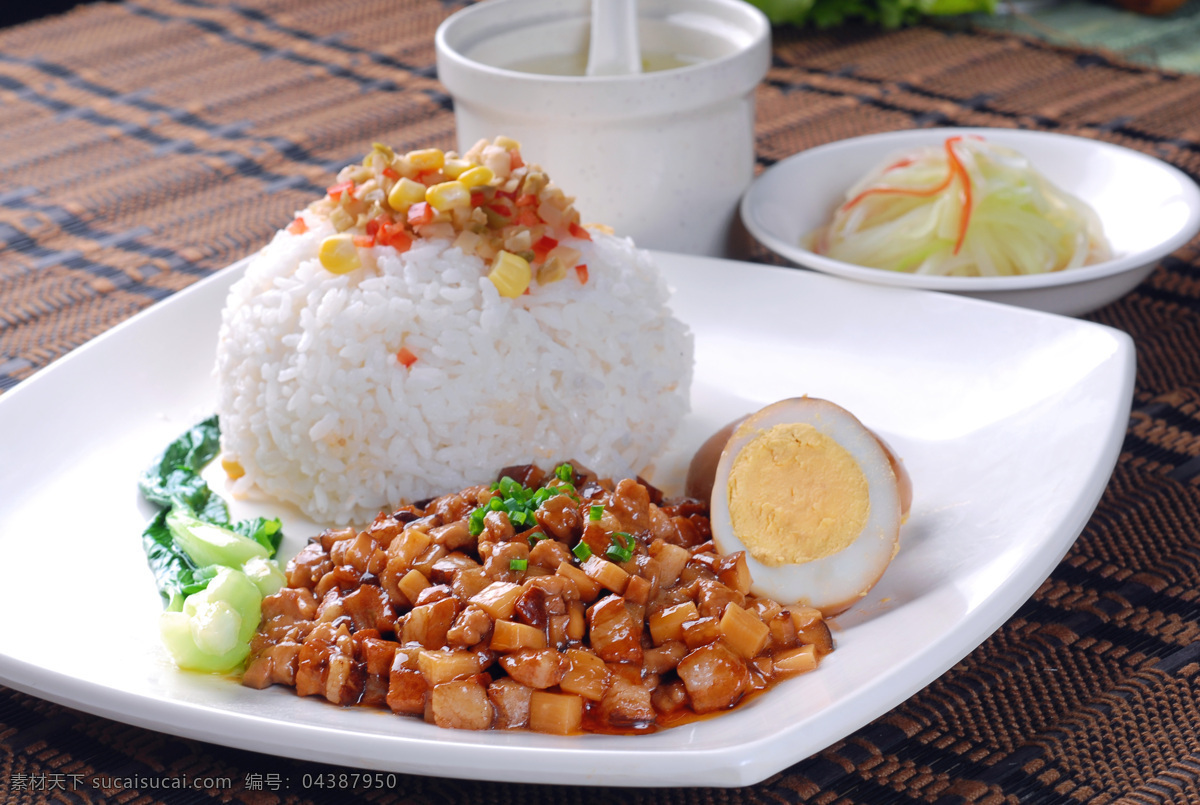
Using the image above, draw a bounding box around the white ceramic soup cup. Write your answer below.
[435,0,770,257]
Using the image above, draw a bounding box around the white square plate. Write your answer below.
[0,251,1133,787]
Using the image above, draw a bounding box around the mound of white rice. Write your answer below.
[215,220,693,525]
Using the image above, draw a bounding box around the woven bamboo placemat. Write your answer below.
[4,1,1200,802]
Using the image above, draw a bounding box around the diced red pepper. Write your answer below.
[532,236,559,260]
[382,167,401,180]
[510,150,525,170]
[515,194,537,207]
[287,217,307,235]
[365,217,383,237]
[575,264,589,284]
[568,222,591,241]
[523,286,531,295]
[377,223,413,252]
[396,347,418,368]
[327,180,354,200]
[408,202,434,227]
[470,191,486,207]
[494,189,517,200]
[487,200,514,218]
[354,234,375,248]
[518,209,540,228]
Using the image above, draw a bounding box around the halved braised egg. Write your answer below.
[688,397,909,616]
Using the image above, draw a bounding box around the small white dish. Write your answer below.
[741,127,1200,316]
[0,250,1133,786]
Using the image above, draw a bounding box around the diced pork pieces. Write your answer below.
[242,464,832,733]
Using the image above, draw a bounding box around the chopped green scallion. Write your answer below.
[572,542,592,562]
[509,558,528,571]
[555,463,574,483]
[606,532,634,563]
[589,504,603,522]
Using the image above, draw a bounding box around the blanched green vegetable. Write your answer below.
[167,509,270,569]
[142,510,197,612]
[242,556,287,597]
[139,415,226,518]
[139,418,288,673]
[140,419,286,606]
[232,516,284,556]
[159,567,262,672]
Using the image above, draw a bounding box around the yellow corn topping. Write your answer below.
[319,234,362,274]
[488,250,531,298]
[425,181,471,212]
[306,136,590,287]
[407,148,445,171]
[442,158,470,179]
[458,166,494,189]
[387,177,428,210]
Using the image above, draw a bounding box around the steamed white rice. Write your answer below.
[215,220,693,524]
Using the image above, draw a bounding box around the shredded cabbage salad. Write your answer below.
[810,136,1111,277]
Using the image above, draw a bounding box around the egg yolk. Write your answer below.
[726,422,870,566]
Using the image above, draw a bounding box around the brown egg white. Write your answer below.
[691,397,908,616]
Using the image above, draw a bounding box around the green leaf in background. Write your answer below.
[754,0,817,22]
[745,0,995,28]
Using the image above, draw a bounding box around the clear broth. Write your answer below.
[506,51,699,76]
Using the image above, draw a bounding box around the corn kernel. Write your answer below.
[488,250,531,298]
[494,135,521,151]
[442,158,470,179]
[458,166,494,189]
[318,234,362,274]
[425,181,471,212]
[388,177,428,210]
[406,148,445,171]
